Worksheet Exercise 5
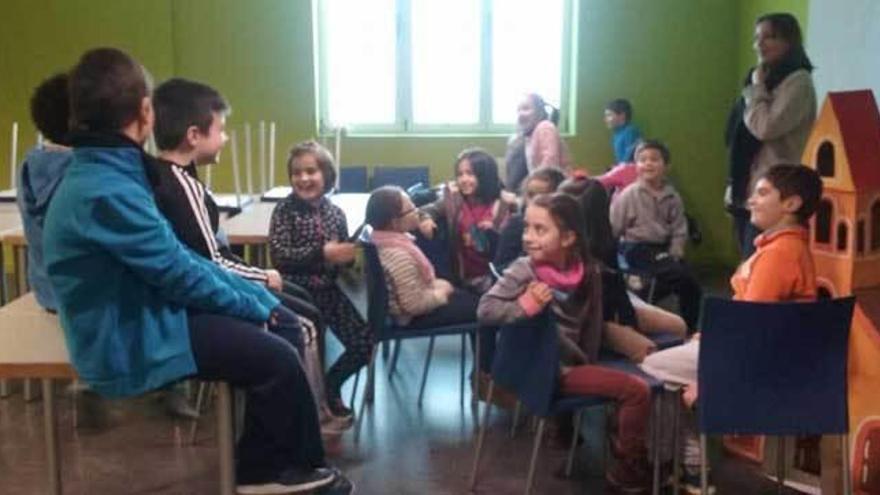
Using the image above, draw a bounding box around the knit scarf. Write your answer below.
[533,260,585,292]
[371,230,435,283]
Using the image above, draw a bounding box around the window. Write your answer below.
[857,219,865,254]
[816,141,835,178]
[836,222,848,252]
[872,200,880,251]
[315,0,575,134]
[815,199,833,244]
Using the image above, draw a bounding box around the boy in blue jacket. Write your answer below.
[44,48,351,494]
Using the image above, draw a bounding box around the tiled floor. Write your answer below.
[1,334,807,494]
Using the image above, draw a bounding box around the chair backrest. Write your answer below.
[359,230,392,340]
[339,166,369,193]
[698,296,856,436]
[492,311,559,417]
[370,166,430,191]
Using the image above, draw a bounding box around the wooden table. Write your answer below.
[0,293,236,495]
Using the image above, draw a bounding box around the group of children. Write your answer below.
[16,44,827,495]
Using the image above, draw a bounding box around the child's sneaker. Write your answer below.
[680,468,716,495]
[326,397,354,421]
[237,466,336,494]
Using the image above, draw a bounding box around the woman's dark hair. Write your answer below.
[455,148,502,204]
[527,93,560,126]
[558,177,616,266]
[521,167,567,196]
[287,140,337,193]
[69,47,152,133]
[365,185,405,230]
[756,13,813,72]
[529,193,592,267]
[30,73,70,145]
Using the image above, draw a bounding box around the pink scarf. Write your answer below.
[371,230,436,283]
[532,260,584,292]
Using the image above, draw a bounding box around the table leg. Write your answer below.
[217,382,235,495]
[42,379,62,495]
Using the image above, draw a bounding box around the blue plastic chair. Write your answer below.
[697,296,856,494]
[353,229,480,439]
[370,165,430,191]
[469,311,611,495]
[338,166,369,193]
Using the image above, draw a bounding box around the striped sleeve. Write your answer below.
[379,247,446,318]
[168,166,269,283]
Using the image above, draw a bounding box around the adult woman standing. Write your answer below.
[504,93,571,191]
[725,13,816,258]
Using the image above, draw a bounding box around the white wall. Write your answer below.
[808,0,880,99]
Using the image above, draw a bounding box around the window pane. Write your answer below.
[491,0,565,124]
[411,0,481,124]
[323,0,396,126]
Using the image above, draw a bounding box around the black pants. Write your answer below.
[620,242,703,332]
[311,286,373,400]
[187,311,325,484]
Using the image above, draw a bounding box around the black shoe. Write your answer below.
[237,467,335,494]
[315,469,355,495]
[327,397,354,421]
[75,389,110,431]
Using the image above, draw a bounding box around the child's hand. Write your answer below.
[323,241,357,264]
[527,281,553,308]
[477,219,494,230]
[435,279,455,298]
[419,218,436,239]
[265,269,284,291]
[751,64,767,86]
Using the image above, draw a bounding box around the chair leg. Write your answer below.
[652,391,662,495]
[776,436,786,494]
[42,379,61,495]
[0,380,8,398]
[671,387,682,494]
[565,410,584,477]
[700,433,708,495]
[387,339,401,380]
[459,333,466,406]
[349,368,361,410]
[472,330,480,406]
[841,434,851,495]
[417,336,436,407]
[469,381,495,490]
[189,382,208,444]
[381,339,390,361]
[647,277,657,304]
[354,347,378,443]
[510,400,522,438]
[216,382,235,495]
[525,418,546,495]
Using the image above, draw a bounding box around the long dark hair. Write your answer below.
[756,13,814,88]
[558,177,615,267]
[526,93,560,127]
[455,148,502,204]
[529,193,592,268]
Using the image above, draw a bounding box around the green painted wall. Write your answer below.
[2,0,812,269]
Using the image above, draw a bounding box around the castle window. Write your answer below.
[816,141,835,178]
[815,199,833,244]
[857,220,865,254]
[817,286,833,300]
[872,200,880,251]
[836,222,848,252]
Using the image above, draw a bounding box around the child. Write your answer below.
[604,98,641,164]
[505,93,572,190]
[269,140,371,420]
[43,48,350,494]
[559,176,687,363]
[478,193,652,492]
[17,73,72,313]
[420,148,517,293]
[494,167,567,271]
[640,163,822,492]
[147,78,343,430]
[610,139,703,331]
[366,186,479,327]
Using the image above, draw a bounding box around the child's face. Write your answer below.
[392,193,420,232]
[523,205,575,266]
[603,109,626,129]
[456,159,479,198]
[747,178,802,231]
[635,148,667,185]
[289,153,325,201]
[523,178,553,203]
[193,112,228,166]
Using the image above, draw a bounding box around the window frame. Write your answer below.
[313,0,577,136]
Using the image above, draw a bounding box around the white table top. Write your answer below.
[0,293,75,378]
